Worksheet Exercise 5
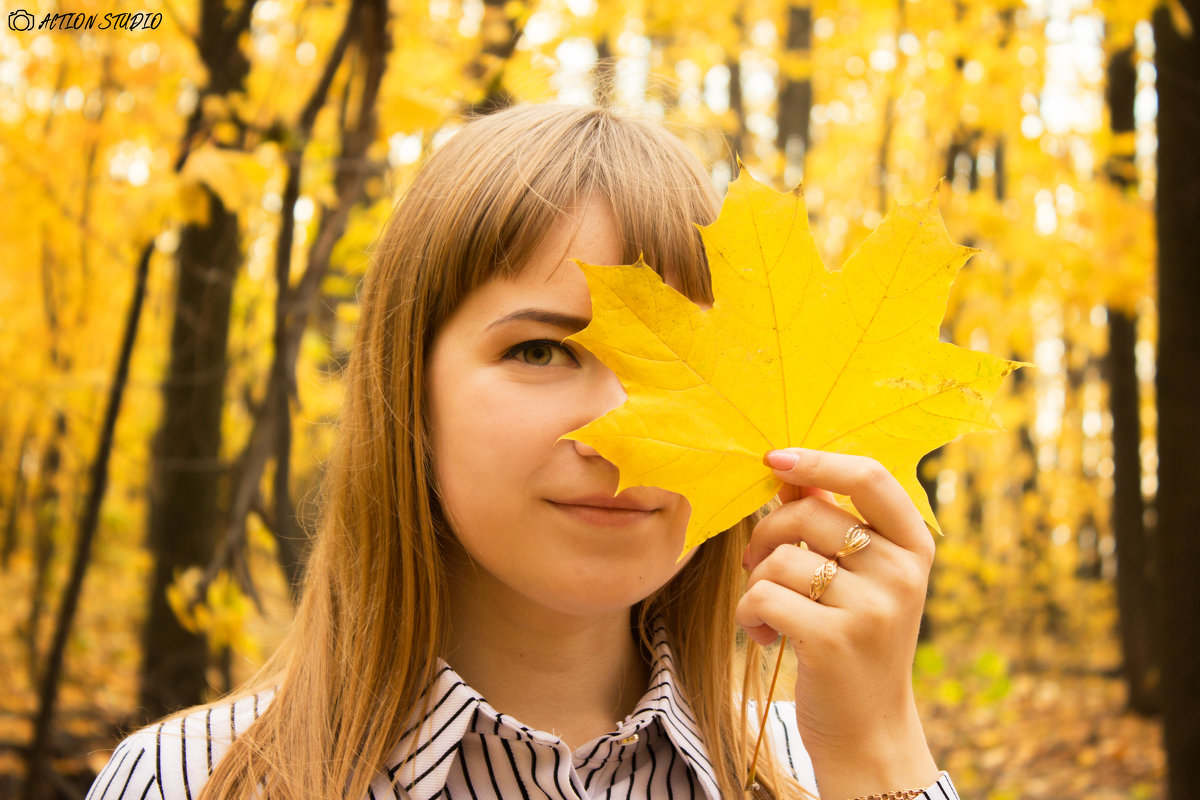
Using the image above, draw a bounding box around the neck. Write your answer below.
[443,553,650,749]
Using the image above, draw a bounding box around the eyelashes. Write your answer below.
[504,339,580,367]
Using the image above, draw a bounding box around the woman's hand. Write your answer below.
[735,447,940,799]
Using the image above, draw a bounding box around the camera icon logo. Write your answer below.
[9,10,35,30]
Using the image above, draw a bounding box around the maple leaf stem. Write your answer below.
[745,635,788,793]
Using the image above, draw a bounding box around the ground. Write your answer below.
[925,669,1165,799]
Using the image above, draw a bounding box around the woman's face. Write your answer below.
[428,197,694,618]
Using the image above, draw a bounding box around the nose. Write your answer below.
[573,439,603,457]
[571,362,627,457]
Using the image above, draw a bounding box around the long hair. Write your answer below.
[200,104,802,799]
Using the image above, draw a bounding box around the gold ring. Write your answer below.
[809,558,838,601]
[836,523,873,559]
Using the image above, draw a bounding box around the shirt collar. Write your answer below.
[627,625,723,800]
[378,627,721,800]
[378,664,481,799]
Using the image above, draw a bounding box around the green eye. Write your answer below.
[524,344,552,364]
[507,339,578,367]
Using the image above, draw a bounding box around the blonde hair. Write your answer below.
[200,104,801,799]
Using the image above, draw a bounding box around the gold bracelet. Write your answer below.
[847,790,924,800]
[847,772,946,800]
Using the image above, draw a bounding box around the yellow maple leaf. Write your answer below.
[179,143,271,215]
[565,170,1023,556]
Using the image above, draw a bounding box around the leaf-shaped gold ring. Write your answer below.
[836,523,873,559]
[809,558,839,601]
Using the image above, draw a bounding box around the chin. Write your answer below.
[524,574,667,619]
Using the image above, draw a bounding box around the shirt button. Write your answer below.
[615,732,639,745]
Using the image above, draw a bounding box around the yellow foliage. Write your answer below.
[180,144,272,215]
[777,52,813,81]
[165,567,204,635]
[166,568,260,660]
[381,88,451,133]
[0,0,1163,793]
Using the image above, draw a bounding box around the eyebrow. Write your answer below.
[484,309,591,333]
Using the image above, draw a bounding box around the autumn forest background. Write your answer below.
[2,0,1198,796]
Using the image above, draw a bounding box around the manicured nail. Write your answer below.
[764,450,799,470]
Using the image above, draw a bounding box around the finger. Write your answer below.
[745,542,865,610]
[763,448,931,557]
[736,578,844,647]
[743,495,899,572]
[779,482,837,505]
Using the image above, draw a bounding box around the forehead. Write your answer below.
[442,202,623,334]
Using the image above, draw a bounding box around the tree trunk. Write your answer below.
[593,36,615,107]
[1153,1,1200,795]
[775,1,812,171]
[138,190,242,716]
[2,423,33,569]
[27,412,63,681]
[727,56,745,168]
[23,243,154,800]
[465,0,523,113]
[251,0,389,602]
[137,0,258,718]
[28,241,69,682]
[1104,43,1160,715]
[1108,308,1158,712]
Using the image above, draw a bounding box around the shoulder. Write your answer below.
[86,692,274,800]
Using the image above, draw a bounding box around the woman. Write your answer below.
[88,105,956,799]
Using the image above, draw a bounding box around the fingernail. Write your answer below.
[764,450,799,470]
[741,544,752,570]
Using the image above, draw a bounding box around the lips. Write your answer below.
[550,492,661,513]
[546,491,665,527]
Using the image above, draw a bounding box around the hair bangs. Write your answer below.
[391,105,719,335]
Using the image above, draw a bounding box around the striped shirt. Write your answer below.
[87,631,959,799]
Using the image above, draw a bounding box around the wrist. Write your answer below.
[804,711,939,800]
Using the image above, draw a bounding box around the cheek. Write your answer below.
[429,373,568,508]
[438,382,555,450]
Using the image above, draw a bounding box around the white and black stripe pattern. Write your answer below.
[87,692,272,800]
[86,632,961,800]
